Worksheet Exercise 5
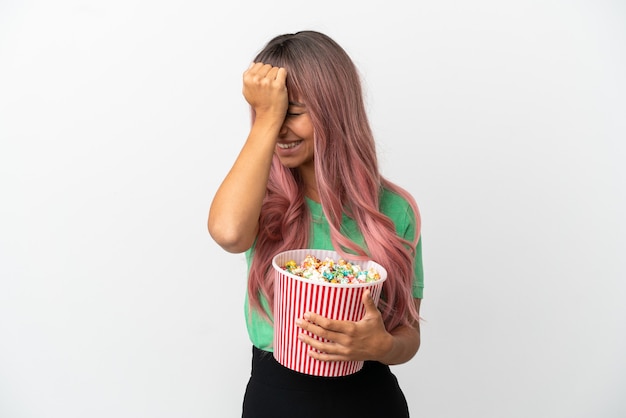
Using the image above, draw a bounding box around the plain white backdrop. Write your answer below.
[1,1,625,417]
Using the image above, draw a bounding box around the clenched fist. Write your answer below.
[242,62,288,121]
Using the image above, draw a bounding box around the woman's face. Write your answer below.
[274,101,315,171]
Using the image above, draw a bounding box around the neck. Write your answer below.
[299,166,319,203]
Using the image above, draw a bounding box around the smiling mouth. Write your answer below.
[277,140,303,149]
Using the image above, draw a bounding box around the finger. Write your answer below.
[256,63,274,78]
[296,317,345,342]
[298,333,347,357]
[244,61,263,75]
[245,62,272,80]
[275,67,287,83]
[362,289,377,313]
[303,312,350,333]
[265,66,281,80]
[299,335,354,361]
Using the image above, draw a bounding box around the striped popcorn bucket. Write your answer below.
[271,249,388,377]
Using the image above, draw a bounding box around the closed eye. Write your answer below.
[287,101,306,117]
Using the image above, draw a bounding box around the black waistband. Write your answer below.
[250,346,396,393]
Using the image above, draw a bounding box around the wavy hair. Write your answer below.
[247,31,421,331]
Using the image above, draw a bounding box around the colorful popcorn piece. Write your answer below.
[282,254,381,284]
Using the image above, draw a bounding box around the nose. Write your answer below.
[278,120,289,137]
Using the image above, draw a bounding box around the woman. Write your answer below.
[208,30,424,418]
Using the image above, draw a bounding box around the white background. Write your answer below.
[1,1,625,417]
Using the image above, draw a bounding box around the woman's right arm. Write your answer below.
[208,63,288,253]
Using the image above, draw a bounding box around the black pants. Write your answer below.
[242,346,410,418]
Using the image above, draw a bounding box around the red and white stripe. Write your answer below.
[272,249,387,377]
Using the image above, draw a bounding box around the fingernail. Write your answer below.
[295,318,302,326]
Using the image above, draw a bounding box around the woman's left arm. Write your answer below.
[295,291,421,365]
[378,297,421,365]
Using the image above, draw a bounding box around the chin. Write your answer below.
[277,159,300,169]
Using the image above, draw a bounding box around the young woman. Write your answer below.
[208,30,424,418]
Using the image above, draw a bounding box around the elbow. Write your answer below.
[381,324,421,366]
[208,218,255,254]
[402,329,421,364]
[409,322,421,359]
[412,332,421,358]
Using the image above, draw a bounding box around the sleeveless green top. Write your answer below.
[244,189,424,351]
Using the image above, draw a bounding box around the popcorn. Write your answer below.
[281,254,381,284]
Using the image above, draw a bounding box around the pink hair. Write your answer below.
[247,31,421,331]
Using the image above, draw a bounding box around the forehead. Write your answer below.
[285,71,306,104]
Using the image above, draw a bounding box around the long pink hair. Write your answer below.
[247,31,421,331]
